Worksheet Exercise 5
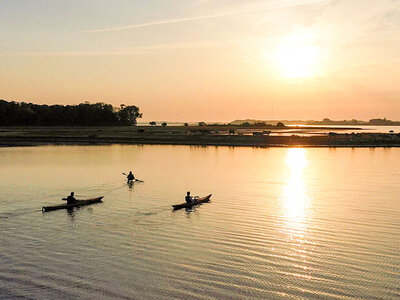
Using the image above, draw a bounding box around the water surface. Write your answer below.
[0,145,399,299]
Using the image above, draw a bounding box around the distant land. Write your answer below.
[1,100,399,147]
[2,99,400,128]
[230,118,400,126]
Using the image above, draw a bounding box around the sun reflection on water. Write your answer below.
[282,148,310,231]
[279,148,313,277]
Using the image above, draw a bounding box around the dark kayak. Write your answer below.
[128,179,144,184]
[172,194,212,211]
[42,196,104,213]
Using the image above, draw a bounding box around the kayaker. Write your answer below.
[66,192,77,205]
[127,171,135,183]
[185,191,193,204]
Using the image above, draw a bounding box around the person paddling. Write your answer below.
[127,171,135,183]
[185,191,194,204]
[66,192,77,205]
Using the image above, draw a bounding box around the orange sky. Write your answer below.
[1,0,400,122]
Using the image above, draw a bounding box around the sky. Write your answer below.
[1,0,400,122]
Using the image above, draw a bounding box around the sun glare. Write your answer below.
[281,148,310,230]
[273,29,320,79]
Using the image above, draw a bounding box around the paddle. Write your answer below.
[122,173,144,182]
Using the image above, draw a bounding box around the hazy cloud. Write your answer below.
[84,0,328,33]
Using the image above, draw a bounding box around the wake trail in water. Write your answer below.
[0,209,42,219]
[0,180,128,219]
[64,179,125,196]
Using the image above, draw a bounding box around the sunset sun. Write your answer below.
[274,29,320,79]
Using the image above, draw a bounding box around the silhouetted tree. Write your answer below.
[0,99,142,126]
[118,104,142,126]
[198,121,206,126]
[149,121,156,126]
[183,123,189,127]
[161,122,167,127]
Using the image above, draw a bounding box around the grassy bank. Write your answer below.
[0,126,399,147]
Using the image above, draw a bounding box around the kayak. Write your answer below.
[128,179,144,184]
[172,194,212,211]
[42,196,104,213]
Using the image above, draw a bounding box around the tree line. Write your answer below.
[0,100,142,126]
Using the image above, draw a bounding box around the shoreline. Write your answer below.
[2,141,400,148]
[1,126,399,148]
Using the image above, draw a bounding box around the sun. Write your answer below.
[273,28,320,79]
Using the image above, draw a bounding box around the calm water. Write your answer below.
[0,145,399,299]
